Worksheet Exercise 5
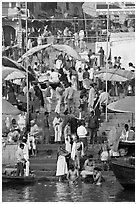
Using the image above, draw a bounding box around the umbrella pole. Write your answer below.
[26,2,29,126]
[105,3,109,122]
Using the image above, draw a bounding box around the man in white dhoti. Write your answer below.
[53,113,62,143]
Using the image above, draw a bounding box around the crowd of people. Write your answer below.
[2,26,135,180]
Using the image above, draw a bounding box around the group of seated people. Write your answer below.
[120,124,135,142]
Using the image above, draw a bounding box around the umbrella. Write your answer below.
[52,44,81,60]
[107,96,135,113]
[2,98,21,115]
[2,56,25,72]
[2,57,36,81]
[2,66,24,80]
[17,44,51,62]
[4,69,25,81]
[94,68,135,82]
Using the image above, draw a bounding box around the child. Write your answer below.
[67,164,79,184]
[93,167,102,185]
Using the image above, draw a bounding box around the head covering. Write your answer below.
[30,120,35,124]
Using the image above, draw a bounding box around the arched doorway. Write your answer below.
[3,25,16,46]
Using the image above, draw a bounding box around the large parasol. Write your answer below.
[17,44,81,63]
[2,56,26,72]
[17,44,51,63]
[2,98,21,115]
[2,66,25,80]
[52,44,81,60]
[2,56,36,81]
[2,66,26,81]
[94,68,135,82]
[107,96,135,113]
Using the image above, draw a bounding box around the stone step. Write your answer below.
[33,170,56,178]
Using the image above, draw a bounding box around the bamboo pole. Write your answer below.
[105,3,109,122]
[25,2,29,125]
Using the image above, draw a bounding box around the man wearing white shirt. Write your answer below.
[77,120,88,152]
[97,90,110,113]
[55,59,63,70]
[49,69,60,83]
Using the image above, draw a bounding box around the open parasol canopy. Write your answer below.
[17,44,51,63]
[94,68,135,82]
[107,96,135,113]
[18,44,81,62]
[3,67,26,81]
[52,44,81,60]
[2,57,36,81]
[2,66,25,80]
[2,98,21,115]
[2,56,26,72]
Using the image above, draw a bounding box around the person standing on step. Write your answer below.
[71,136,84,170]
[56,145,69,182]
[16,143,26,177]
[53,113,62,143]
[88,110,99,144]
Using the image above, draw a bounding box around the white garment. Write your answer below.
[65,137,72,153]
[23,143,29,160]
[77,125,87,138]
[29,135,36,150]
[78,71,83,81]
[56,59,62,70]
[89,68,94,80]
[23,142,30,176]
[17,115,26,131]
[75,60,82,72]
[30,124,39,136]
[27,39,32,50]
[37,36,42,46]
[88,87,95,107]
[23,86,27,95]
[101,151,109,161]
[79,30,84,40]
[49,71,60,83]
[53,117,62,142]
[5,117,10,129]
[55,98,62,114]
[56,155,68,176]
[71,141,84,160]
[99,92,109,105]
